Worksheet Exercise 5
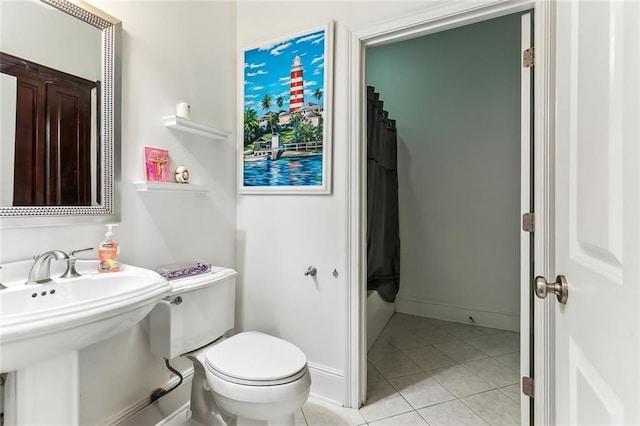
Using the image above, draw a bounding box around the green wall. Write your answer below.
[366,12,527,328]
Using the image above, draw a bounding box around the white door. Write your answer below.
[552,1,640,424]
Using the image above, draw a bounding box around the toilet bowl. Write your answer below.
[197,331,310,425]
[149,267,311,426]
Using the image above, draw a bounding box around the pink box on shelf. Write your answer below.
[144,147,170,182]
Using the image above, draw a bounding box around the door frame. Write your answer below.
[345,0,556,423]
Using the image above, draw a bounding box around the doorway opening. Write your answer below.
[347,3,537,424]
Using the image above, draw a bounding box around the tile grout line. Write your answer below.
[363,314,521,426]
[458,389,503,425]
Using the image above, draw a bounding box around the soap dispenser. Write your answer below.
[98,224,120,272]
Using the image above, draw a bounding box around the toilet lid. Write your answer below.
[205,331,307,382]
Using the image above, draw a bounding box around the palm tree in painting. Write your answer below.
[313,88,323,104]
[312,89,324,144]
[268,113,279,136]
[243,108,259,146]
[290,111,303,142]
[260,93,275,135]
[260,93,272,114]
[275,95,285,132]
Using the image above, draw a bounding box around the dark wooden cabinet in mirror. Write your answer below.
[1,52,98,207]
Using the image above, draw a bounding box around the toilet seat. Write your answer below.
[205,365,311,405]
[207,364,308,386]
[204,331,308,386]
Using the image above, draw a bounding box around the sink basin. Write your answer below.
[0,259,169,373]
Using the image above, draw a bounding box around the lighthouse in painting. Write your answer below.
[289,55,304,112]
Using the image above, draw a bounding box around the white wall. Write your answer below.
[366,13,523,330]
[0,73,16,206]
[236,1,424,403]
[0,0,101,80]
[0,1,237,423]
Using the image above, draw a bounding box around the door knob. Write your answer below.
[535,275,568,304]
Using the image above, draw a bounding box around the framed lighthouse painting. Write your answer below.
[239,22,334,194]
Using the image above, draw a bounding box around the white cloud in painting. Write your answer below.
[296,33,324,44]
[246,62,266,69]
[247,70,268,77]
[311,54,324,65]
[304,80,317,88]
[270,42,292,56]
[245,93,260,99]
[253,86,264,91]
[245,100,255,107]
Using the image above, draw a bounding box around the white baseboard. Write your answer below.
[107,363,345,424]
[156,402,190,426]
[395,295,519,331]
[108,367,194,426]
[307,362,344,405]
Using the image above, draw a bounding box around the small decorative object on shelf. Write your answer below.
[176,100,191,119]
[144,147,170,182]
[175,165,189,184]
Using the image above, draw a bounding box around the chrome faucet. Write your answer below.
[26,250,69,285]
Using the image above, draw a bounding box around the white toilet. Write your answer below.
[148,267,311,426]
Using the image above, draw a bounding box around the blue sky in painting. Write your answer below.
[243,29,325,114]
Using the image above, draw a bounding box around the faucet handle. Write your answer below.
[70,247,93,257]
[61,248,93,279]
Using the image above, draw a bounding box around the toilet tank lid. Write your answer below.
[166,266,237,295]
[205,331,307,382]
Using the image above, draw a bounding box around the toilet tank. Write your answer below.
[149,266,237,359]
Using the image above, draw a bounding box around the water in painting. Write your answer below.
[243,155,322,187]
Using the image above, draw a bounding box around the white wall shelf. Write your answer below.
[133,181,208,193]
[162,115,231,140]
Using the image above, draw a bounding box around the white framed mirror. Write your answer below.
[0,0,121,228]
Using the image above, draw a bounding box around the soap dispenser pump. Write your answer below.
[98,224,120,272]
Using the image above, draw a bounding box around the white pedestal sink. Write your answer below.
[0,259,169,425]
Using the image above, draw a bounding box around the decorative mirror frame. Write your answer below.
[0,0,121,228]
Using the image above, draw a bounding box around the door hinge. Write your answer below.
[522,212,535,233]
[523,376,534,398]
[523,47,535,68]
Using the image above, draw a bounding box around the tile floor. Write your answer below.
[296,313,521,425]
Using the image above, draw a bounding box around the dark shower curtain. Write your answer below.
[366,86,401,303]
